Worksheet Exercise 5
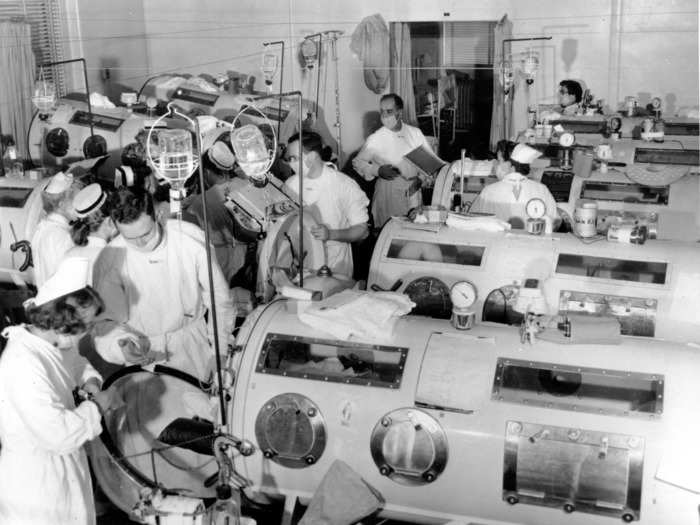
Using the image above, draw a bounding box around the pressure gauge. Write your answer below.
[558,132,575,148]
[608,116,622,132]
[450,280,477,309]
[526,197,546,219]
[651,97,662,110]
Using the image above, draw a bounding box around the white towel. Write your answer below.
[446,212,511,232]
[298,290,415,342]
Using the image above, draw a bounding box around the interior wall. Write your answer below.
[69,0,149,100]
[72,0,699,158]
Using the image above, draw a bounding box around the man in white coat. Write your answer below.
[93,186,236,382]
[285,131,369,278]
[0,257,115,524]
[30,171,81,285]
[353,93,431,229]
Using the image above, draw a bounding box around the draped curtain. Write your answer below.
[0,20,36,158]
[389,22,417,125]
[489,15,512,150]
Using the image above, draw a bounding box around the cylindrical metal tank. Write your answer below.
[368,218,700,344]
[26,99,172,170]
[227,299,700,524]
[432,145,700,242]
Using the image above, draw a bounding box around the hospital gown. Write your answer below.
[93,219,236,382]
[354,124,430,229]
[0,326,102,525]
[285,164,369,278]
[31,212,75,286]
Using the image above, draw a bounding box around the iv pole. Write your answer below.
[262,40,285,142]
[253,90,305,287]
[501,37,552,141]
[39,58,95,139]
[304,33,323,122]
[323,30,344,167]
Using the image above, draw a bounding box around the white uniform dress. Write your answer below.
[285,164,369,278]
[469,171,558,229]
[0,326,102,525]
[31,213,75,286]
[354,123,430,228]
[66,235,107,285]
[93,220,236,381]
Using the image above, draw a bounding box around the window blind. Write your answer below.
[442,21,495,67]
[0,0,66,94]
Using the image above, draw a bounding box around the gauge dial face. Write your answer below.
[558,132,575,147]
[526,197,547,219]
[450,280,477,309]
[651,97,662,109]
[609,117,622,131]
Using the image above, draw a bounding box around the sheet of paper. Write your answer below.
[415,332,495,414]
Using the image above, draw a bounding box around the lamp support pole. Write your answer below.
[39,58,95,138]
[262,41,285,142]
[254,90,304,286]
[194,118,228,428]
[501,37,552,141]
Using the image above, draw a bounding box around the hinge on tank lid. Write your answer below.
[559,290,656,337]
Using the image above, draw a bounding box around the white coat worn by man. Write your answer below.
[470,143,558,230]
[353,93,431,229]
[31,171,80,286]
[0,257,115,525]
[285,131,369,278]
[93,186,236,382]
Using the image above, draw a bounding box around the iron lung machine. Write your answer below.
[432,144,700,242]
[368,219,700,344]
[26,98,178,169]
[228,299,700,524]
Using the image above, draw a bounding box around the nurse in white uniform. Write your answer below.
[285,131,369,278]
[30,171,80,285]
[470,142,558,230]
[0,257,116,525]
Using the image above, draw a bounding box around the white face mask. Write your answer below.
[291,156,311,178]
[381,115,398,130]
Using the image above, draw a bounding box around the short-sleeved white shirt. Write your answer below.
[285,164,369,277]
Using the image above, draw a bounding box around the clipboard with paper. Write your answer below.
[403,144,447,176]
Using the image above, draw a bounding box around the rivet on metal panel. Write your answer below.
[307,408,316,417]
[381,417,392,427]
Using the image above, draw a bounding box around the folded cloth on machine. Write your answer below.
[298,290,415,342]
[446,212,511,232]
[89,91,116,109]
[537,314,622,345]
[298,460,383,525]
